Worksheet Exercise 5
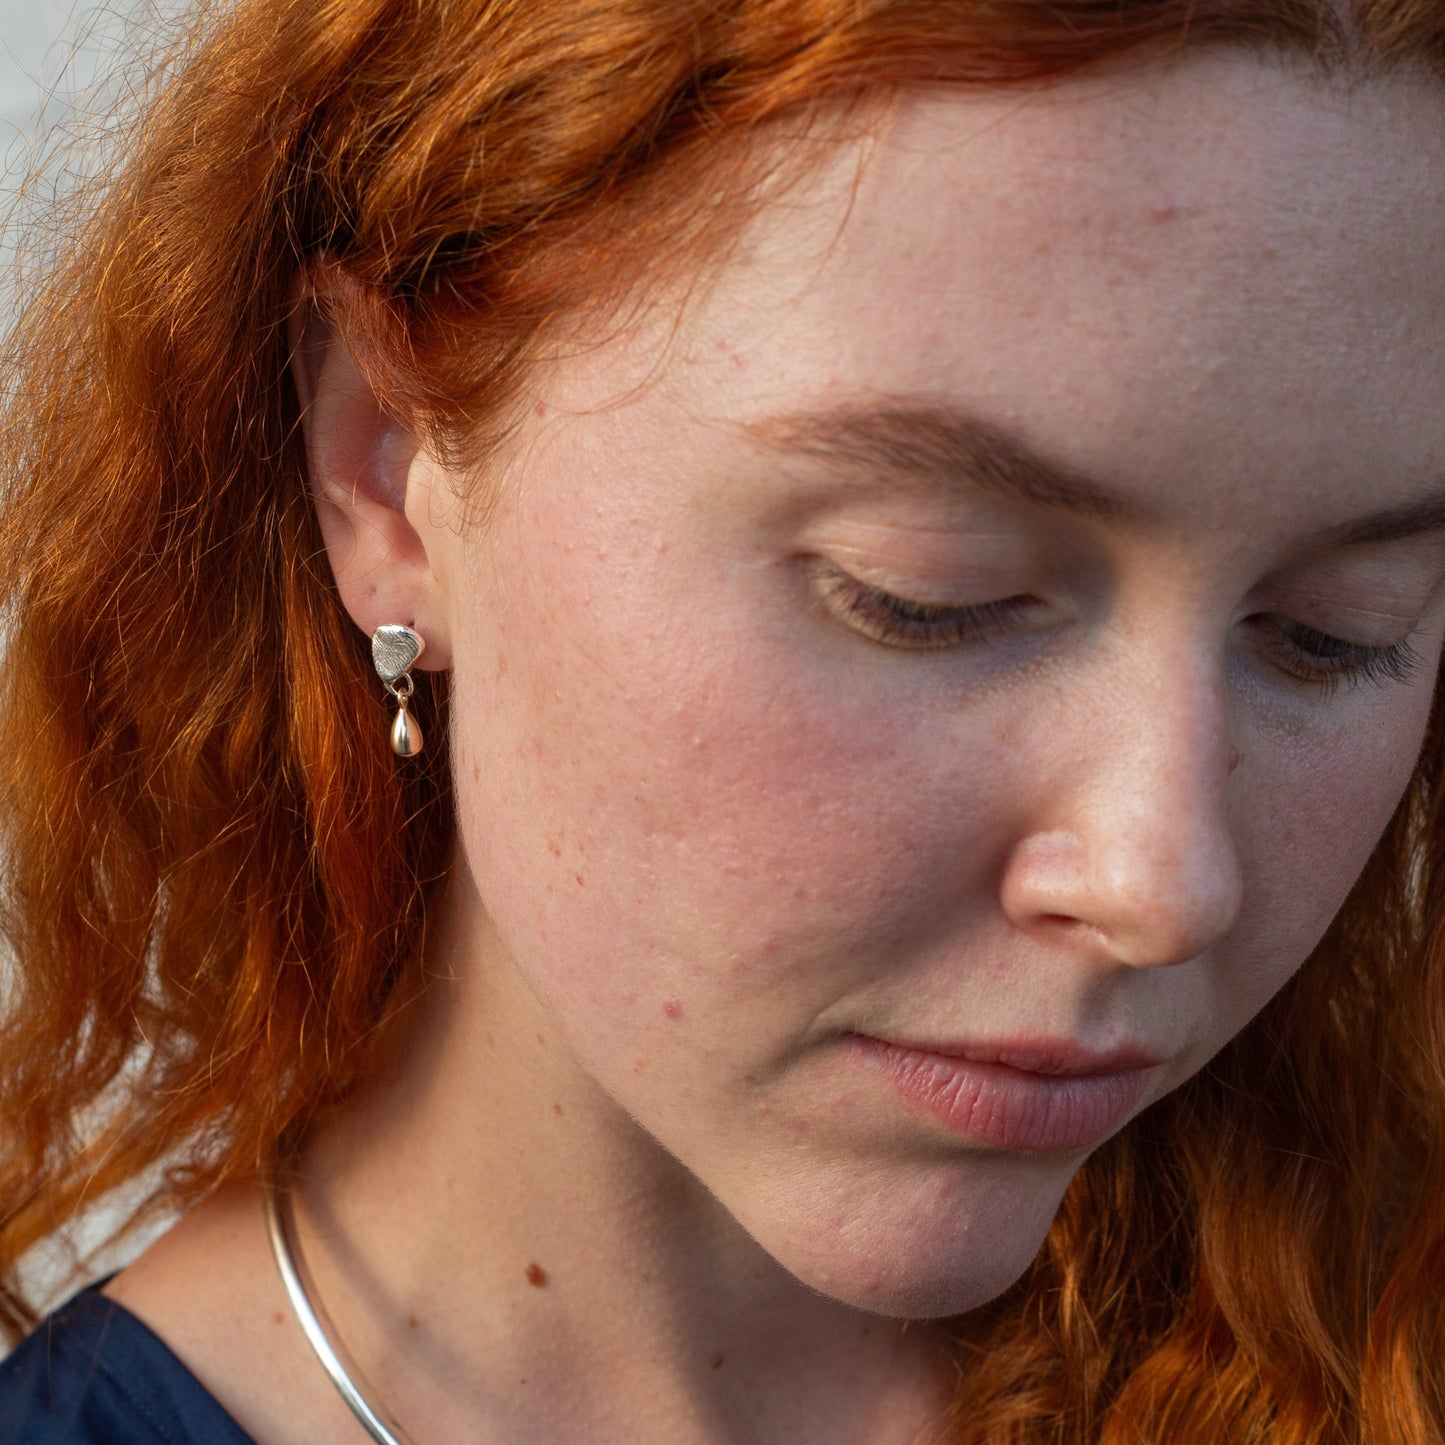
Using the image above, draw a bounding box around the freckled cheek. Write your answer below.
[449,569,1011,1004]
[1242,702,1428,975]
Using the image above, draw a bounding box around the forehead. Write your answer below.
[599,50,1445,536]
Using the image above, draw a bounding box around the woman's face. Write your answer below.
[405,53,1445,1316]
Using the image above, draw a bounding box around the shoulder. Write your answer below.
[0,1286,255,1445]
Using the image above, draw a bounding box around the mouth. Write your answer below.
[850,1033,1164,1153]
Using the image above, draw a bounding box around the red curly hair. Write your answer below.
[2,0,1444,1439]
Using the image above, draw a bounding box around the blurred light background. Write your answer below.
[2,0,182,320]
[0,0,90,140]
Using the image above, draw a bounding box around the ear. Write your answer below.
[288,269,453,670]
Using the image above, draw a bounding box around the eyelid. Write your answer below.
[1256,553,1445,634]
[1261,599,1426,639]
[800,544,1032,611]
[807,560,1044,650]
[804,555,990,612]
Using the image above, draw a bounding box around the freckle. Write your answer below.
[861,1324,872,1338]
[575,873,585,887]
[547,839,561,857]
[272,1310,284,1326]
[710,1352,726,1369]
[472,761,480,783]
[536,1033,546,1047]
[663,998,683,1020]
[633,1057,648,1073]
[552,1102,564,1115]
[534,400,547,416]
[526,1262,548,1287]
[408,1314,419,1330]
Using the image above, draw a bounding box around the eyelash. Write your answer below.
[1260,618,1423,694]
[813,567,1037,650]
[817,568,1425,691]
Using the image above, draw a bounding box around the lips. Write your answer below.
[852,1033,1163,1152]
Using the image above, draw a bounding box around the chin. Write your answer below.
[741,1165,1071,1320]
[787,1233,1047,1319]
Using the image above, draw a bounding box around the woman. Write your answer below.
[1,0,1443,1440]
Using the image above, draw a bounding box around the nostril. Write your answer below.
[1028,910,1116,954]
[1036,912,1090,932]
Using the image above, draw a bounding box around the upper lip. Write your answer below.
[859,1033,1165,1077]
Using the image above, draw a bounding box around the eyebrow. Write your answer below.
[745,401,1132,521]
[743,399,1445,546]
[1329,495,1445,546]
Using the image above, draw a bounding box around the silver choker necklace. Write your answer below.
[263,1176,417,1445]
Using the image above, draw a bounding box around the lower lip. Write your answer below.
[854,1037,1158,1153]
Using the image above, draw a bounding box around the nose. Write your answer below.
[999,653,1244,970]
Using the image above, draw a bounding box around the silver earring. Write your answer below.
[371,624,426,758]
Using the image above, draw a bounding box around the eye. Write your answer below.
[1256,615,1424,694]
[812,564,1040,650]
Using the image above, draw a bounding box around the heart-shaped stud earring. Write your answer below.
[371,624,426,759]
[371,624,425,684]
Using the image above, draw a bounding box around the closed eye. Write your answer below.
[1252,615,1423,694]
[812,565,1040,650]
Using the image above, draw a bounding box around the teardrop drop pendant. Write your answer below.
[389,690,423,758]
[371,624,426,760]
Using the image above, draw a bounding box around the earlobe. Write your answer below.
[287,271,453,670]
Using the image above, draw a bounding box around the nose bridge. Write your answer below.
[1006,630,1245,969]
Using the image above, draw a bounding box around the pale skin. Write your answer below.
[109,49,1445,1445]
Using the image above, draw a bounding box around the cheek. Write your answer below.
[444,521,1019,1049]
[1220,691,1432,1022]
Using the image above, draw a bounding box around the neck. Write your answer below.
[291,874,956,1445]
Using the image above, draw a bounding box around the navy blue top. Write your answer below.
[0,1287,254,1444]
